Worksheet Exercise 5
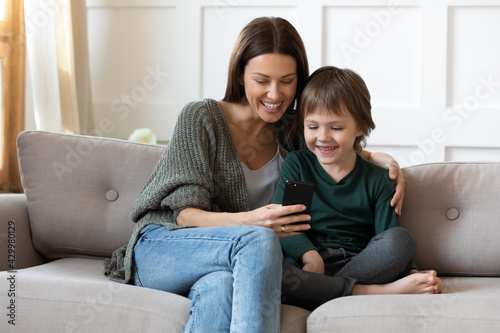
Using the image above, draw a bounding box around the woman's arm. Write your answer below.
[360,150,405,216]
[177,205,310,237]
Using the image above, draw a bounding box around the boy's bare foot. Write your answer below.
[353,271,443,295]
[415,270,443,294]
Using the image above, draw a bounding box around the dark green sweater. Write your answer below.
[272,151,399,262]
[104,98,305,283]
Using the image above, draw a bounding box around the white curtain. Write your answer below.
[24,0,93,134]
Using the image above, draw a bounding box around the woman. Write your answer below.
[104,17,405,332]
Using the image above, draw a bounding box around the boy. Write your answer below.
[272,66,442,309]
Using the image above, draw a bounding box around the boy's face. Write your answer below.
[303,106,364,168]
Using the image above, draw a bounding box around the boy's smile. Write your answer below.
[316,145,339,154]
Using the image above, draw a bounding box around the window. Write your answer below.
[0,0,25,193]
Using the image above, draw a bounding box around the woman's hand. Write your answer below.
[245,204,311,237]
[388,161,405,216]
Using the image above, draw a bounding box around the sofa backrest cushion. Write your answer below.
[18,131,500,276]
[400,162,500,276]
[17,130,164,259]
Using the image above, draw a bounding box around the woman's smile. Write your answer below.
[261,101,283,112]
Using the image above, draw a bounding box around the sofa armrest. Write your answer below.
[0,194,46,270]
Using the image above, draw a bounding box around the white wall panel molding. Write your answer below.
[296,3,323,71]
[87,4,180,141]
[323,5,422,108]
[86,0,177,8]
[439,0,500,5]
[365,145,427,168]
[201,6,298,100]
[447,6,500,108]
[420,2,448,107]
[446,147,500,162]
[84,0,500,163]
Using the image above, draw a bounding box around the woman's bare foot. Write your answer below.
[353,271,443,295]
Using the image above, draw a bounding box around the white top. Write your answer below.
[241,147,284,210]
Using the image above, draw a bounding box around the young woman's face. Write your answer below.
[304,106,364,168]
[242,53,297,123]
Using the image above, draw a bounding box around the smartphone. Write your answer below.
[281,180,315,215]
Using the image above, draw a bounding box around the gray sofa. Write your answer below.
[1,130,499,332]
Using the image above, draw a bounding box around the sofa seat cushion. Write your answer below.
[307,277,500,332]
[0,258,191,332]
[0,258,310,332]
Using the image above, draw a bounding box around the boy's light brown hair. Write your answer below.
[299,66,375,153]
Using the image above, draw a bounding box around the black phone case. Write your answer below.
[282,180,315,215]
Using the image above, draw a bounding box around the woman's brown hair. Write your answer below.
[299,66,375,152]
[222,17,309,107]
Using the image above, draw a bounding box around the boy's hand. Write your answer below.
[299,250,325,275]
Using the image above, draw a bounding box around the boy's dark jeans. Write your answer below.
[281,227,417,311]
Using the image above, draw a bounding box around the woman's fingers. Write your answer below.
[388,164,405,216]
[255,204,311,235]
[276,222,310,237]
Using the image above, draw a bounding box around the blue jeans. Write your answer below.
[133,224,283,333]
